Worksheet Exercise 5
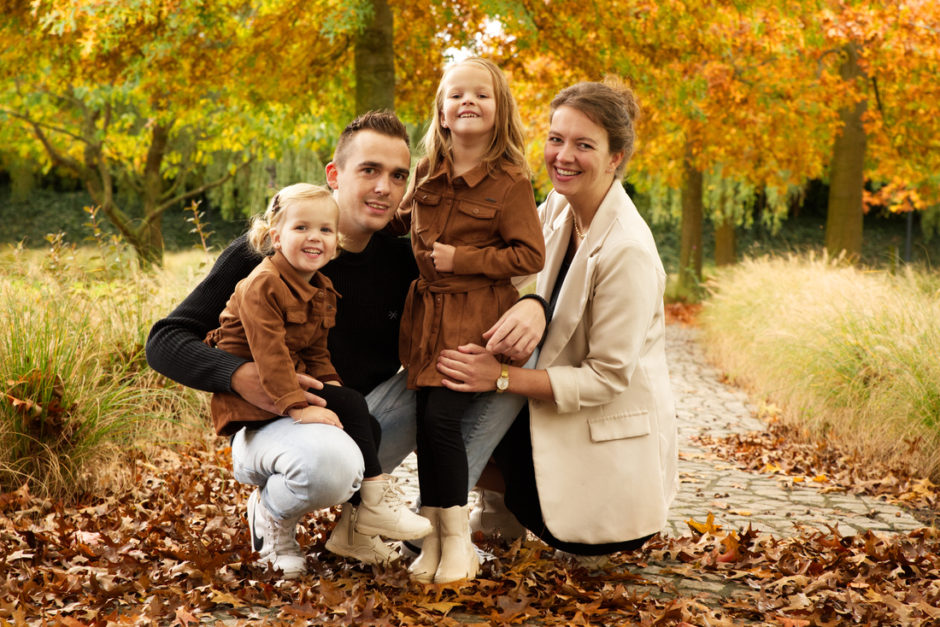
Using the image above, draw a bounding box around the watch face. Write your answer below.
[496,377,509,391]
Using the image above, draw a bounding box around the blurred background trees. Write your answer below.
[2,0,938,277]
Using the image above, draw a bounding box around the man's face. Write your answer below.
[326,130,411,239]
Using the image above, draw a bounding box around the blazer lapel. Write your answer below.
[536,203,572,303]
[537,183,624,368]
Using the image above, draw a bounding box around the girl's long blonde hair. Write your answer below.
[247,183,337,255]
[420,57,530,186]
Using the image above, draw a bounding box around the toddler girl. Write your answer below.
[205,183,431,577]
[390,58,545,583]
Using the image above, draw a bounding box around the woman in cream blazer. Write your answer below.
[438,80,677,555]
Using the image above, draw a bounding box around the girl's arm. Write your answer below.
[451,177,545,278]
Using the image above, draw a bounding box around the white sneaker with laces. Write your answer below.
[355,475,433,540]
[247,489,306,579]
[325,502,400,565]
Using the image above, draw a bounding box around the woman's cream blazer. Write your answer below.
[528,181,678,544]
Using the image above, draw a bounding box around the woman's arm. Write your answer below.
[546,243,662,414]
[437,343,554,401]
[439,241,663,412]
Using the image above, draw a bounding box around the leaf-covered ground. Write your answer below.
[2,437,940,626]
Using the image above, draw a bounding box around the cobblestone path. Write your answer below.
[394,324,922,538]
[390,323,926,612]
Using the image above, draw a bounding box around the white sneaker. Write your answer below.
[355,475,433,540]
[469,489,526,542]
[325,503,400,565]
[246,489,306,579]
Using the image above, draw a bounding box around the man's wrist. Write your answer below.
[517,293,550,344]
[518,293,549,319]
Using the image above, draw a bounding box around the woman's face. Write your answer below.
[544,105,623,206]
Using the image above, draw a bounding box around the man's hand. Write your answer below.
[483,298,545,360]
[288,405,342,428]
[231,362,327,414]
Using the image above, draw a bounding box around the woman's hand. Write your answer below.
[231,362,327,413]
[430,242,456,272]
[483,298,545,361]
[438,343,502,392]
[288,405,343,428]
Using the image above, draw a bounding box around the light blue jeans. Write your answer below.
[231,361,531,521]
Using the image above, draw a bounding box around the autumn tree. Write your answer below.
[817,1,940,259]
[483,0,827,296]
[0,1,378,267]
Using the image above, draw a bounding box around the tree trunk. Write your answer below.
[354,0,395,114]
[135,123,171,268]
[713,215,736,266]
[825,43,867,262]
[678,154,704,298]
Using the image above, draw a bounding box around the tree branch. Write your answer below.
[0,107,90,146]
[142,157,254,230]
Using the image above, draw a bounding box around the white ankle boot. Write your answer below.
[434,505,479,584]
[246,489,306,579]
[325,503,399,565]
[356,475,433,540]
[408,507,441,583]
[469,489,526,542]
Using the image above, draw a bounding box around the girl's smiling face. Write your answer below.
[272,200,338,280]
[440,63,497,141]
[544,105,624,208]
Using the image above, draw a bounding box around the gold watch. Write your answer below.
[495,364,510,393]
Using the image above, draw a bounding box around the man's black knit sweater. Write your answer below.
[145,232,418,397]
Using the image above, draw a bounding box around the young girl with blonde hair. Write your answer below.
[389,58,545,583]
[206,183,430,578]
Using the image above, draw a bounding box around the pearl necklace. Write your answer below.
[572,214,587,240]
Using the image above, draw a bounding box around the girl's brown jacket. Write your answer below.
[204,251,341,435]
[389,160,545,389]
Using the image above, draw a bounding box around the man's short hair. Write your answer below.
[333,110,410,167]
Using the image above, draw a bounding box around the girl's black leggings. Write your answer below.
[415,387,474,507]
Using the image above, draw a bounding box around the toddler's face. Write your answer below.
[272,201,338,278]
